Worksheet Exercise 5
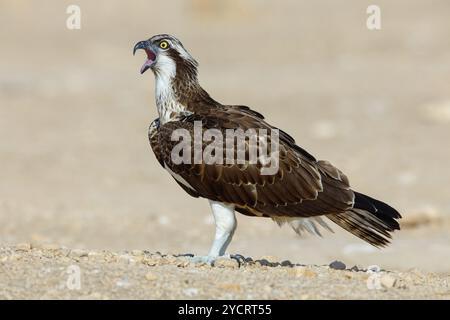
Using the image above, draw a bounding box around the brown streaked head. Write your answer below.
[133,34,198,76]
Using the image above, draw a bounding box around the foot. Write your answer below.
[188,254,237,266]
[188,255,220,265]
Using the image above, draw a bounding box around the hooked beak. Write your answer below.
[133,40,156,74]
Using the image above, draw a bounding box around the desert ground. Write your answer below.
[0,1,449,299]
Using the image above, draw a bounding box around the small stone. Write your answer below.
[280,260,293,267]
[143,255,161,266]
[329,260,346,270]
[380,275,397,288]
[255,259,272,267]
[8,253,22,261]
[263,285,273,293]
[290,266,317,278]
[343,271,356,279]
[16,243,31,251]
[163,255,179,264]
[59,247,71,257]
[70,249,88,258]
[145,272,157,281]
[87,251,99,257]
[175,258,190,267]
[349,265,363,272]
[116,277,131,288]
[366,265,381,273]
[218,283,241,292]
[183,287,199,297]
[118,254,136,264]
[40,243,60,250]
[213,257,240,268]
[131,250,144,256]
[260,256,278,263]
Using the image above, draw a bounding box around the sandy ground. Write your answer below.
[1,245,449,299]
[1,1,450,299]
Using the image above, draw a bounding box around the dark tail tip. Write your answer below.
[354,192,402,231]
[327,192,401,248]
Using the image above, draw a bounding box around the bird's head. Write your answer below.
[133,34,198,77]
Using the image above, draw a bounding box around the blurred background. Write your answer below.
[0,0,449,272]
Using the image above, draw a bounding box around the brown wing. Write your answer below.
[149,117,200,198]
[156,105,354,218]
[148,118,164,167]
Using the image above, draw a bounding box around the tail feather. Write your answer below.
[327,192,401,247]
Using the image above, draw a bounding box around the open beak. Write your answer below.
[133,40,156,74]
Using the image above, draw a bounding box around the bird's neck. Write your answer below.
[154,70,187,124]
[154,65,216,124]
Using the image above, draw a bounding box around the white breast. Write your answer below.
[154,55,186,124]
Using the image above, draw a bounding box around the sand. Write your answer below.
[0,0,450,299]
[1,246,449,299]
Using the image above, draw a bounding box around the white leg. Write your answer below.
[208,200,237,257]
[189,200,236,264]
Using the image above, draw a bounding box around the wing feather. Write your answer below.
[152,105,354,218]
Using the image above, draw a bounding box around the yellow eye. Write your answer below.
[159,41,169,49]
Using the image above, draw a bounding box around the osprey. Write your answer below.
[133,34,401,264]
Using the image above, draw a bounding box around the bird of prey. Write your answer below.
[133,34,401,264]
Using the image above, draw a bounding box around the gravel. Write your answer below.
[0,245,449,299]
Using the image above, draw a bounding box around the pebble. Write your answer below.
[143,255,161,266]
[70,249,88,258]
[218,283,241,292]
[175,258,190,268]
[163,255,179,264]
[380,275,397,288]
[131,250,144,256]
[343,271,361,279]
[280,260,293,267]
[329,260,346,270]
[58,247,71,257]
[255,259,273,267]
[263,285,273,293]
[349,265,364,272]
[87,251,100,258]
[118,254,136,264]
[183,287,199,297]
[367,265,381,273]
[15,243,31,252]
[116,278,131,288]
[39,243,60,250]
[260,256,279,263]
[145,272,158,281]
[290,266,317,278]
[7,254,21,261]
[213,257,240,268]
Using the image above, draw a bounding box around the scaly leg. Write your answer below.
[190,200,236,264]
